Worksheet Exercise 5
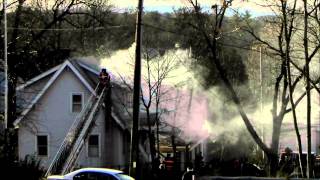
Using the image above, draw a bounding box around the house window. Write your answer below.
[37,135,48,156]
[88,135,99,157]
[120,91,132,108]
[71,93,83,113]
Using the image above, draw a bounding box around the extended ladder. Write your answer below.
[45,85,107,176]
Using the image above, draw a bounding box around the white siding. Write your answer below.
[18,68,106,168]
[76,110,107,167]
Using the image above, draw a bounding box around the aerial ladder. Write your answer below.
[45,84,108,177]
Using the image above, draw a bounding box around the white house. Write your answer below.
[14,59,136,174]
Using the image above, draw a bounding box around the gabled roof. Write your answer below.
[14,60,97,126]
[16,65,61,91]
[69,60,97,88]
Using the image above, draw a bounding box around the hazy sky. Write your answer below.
[109,0,274,16]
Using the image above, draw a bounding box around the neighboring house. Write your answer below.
[280,123,320,154]
[156,87,210,171]
[14,59,135,173]
[277,90,320,154]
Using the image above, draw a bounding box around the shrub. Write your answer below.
[0,154,45,180]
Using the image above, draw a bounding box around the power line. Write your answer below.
[0,9,288,57]
[1,26,125,31]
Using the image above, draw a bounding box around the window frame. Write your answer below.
[35,134,49,157]
[70,92,84,113]
[87,134,101,158]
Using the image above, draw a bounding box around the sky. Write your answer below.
[11,0,278,16]
[109,0,274,16]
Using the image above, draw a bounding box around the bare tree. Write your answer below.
[301,0,320,177]
[117,47,181,175]
[183,0,320,175]
[278,0,305,176]
[1,0,111,163]
[184,0,273,169]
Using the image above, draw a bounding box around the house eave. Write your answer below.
[16,65,61,91]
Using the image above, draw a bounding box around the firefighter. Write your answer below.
[98,68,110,93]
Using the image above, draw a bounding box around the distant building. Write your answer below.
[279,89,320,154]
[156,87,210,171]
[280,122,320,154]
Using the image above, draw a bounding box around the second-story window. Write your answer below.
[71,93,83,113]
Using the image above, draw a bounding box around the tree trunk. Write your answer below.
[286,55,305,178]
[155,95,160,157]
[7,0,25,128]
[280,0,305,175]
[269,118,282,176]
[3,0,25,163]
[146,109,156,169]
[156,115,160,156]
[171,134,177,175]
[283,11,305,175]
[266,152,279,177]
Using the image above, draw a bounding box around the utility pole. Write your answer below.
[259,46,265,161]
[3,0,8,129]
[129,0,143,179]
[303,0,312,177]
[259,46,262,119]
[3,0,10,164]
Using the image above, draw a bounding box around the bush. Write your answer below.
[0,154,45,180]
